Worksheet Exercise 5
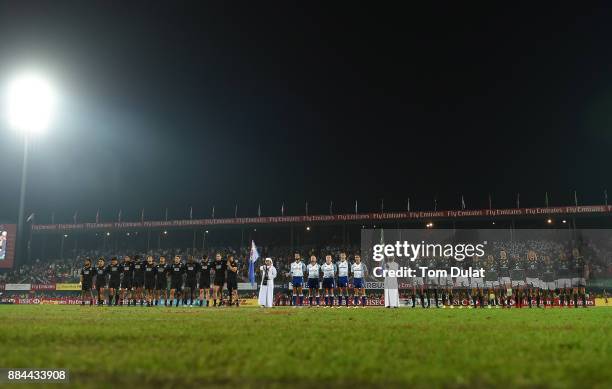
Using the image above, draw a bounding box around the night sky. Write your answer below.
[1,2,612,223]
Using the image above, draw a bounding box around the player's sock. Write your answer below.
[362,295,367,306]
[345,295,349,306]
[298,295,303,306]
[434,290,439,307]
[528,294,532,308]
[338,295,342,306]
[573,293,578,308]
[411,294,416,308]
[479,295,484,308]
[316,296,320,306]
[292,295,297,306]
[536,295,540,307]
[582,293,587,308]
[353,296,358,306]
[420,294,425,308]
[309,296,313,306]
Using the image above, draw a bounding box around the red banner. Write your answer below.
[31,284,56,291]
[30,205,612,232]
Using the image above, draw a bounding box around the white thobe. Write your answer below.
[258,265,277,307]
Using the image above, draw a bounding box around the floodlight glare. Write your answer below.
[6,72,56,134]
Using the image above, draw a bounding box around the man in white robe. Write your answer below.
[384,257,400,308]
[258,258,277,307]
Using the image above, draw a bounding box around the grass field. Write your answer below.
[0,306,611,388]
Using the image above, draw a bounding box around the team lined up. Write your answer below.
[79,253,239,306]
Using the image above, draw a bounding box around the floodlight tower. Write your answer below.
[5,72,56,264]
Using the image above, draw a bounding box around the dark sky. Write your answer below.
[1,2,612,223]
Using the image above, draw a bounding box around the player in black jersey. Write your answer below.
[198,255,211,307]
[212,252,227,307]
[183,256,200,306]
[132,255,145,306]
[106,257,122,306]
[94,258,107,306]
[80,258,95,305]
[120,256,133,306]
[169,255,184,306]
[524,251,541,308]
[155,256,169,306]
[226,254,239,307]
[571,248,587,308]
[144,255,157,307]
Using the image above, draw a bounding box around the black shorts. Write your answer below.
[82,283,92,291]
[144,279,156,290]
[170,279,183,290]
[185,279,197,289]
[121,280,132,290]
[133,279,144,288]
[214,277,225,287]
[227,277,238,290]
[95,283,106,291]
[156,280,167,291]
[108,280,120,289]
[199,278,211,289]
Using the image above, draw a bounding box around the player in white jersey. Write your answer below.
[306,255,321,307]
[336,252,350,307]
[351,254,367,308]
[321,254,336,307]
[290,252,306,307]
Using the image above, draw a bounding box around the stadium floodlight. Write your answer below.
[4,71,56,266]
[6,72,56,134]
[547,218,553,224]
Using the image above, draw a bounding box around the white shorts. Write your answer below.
[511,279,525,287]
[557,278,572,288]
[427,276,439,286]
[412,277,425,287]
[442,276,454,287]
[571,277,586,287]
[541,281,556,290]
[499,277,511,286]
[484,280,500,288]
[455,277,470,288]
[525,278,541,288]
[470,278,484,288]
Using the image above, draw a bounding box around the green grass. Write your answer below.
[0,306,611,388]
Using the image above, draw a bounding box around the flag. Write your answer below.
[516,193,520,209]
[165,208,168,221]
[281,202,285,216]
[605,189,608,206]
[140,208,145,223]
[73,211,78,224]
[234,204,238,218]
[212,206,215,219]
[407,198,410,212]
[329,201,333,215]
[248,240,260,286]
[305,201,308,216]
[51,212,55,224]
[355,200,358,214]
[380,198,384,213]
[189,206,193,220]
[26,213,35,223]
[545,192,549,208]
[257,204,261,217]
[461,195,466,210]
[488,193,492,210]
[574,190,578,206]
[95,209,100,223]
[118,209,122,222]
[434,196,437,211]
